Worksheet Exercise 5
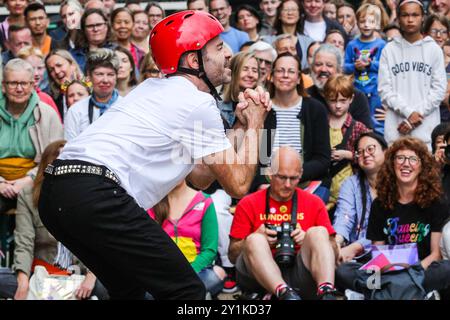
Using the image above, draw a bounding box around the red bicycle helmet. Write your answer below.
[150,10,224,75]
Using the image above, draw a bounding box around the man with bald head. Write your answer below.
[84,0,105,11]
[229,146,342,300]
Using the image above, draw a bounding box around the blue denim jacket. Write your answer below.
[333,174,372,249]
[217,100,236,128]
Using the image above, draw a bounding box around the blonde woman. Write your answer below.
[220,51,260,128]
[45,49,83,120]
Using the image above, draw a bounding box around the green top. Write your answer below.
[191,193,219,273]
[0,91,38,159]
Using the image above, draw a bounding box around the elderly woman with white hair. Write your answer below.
[248,41,277,87]
[0,58,63,216]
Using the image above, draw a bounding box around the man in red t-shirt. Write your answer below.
[229,147,342,300]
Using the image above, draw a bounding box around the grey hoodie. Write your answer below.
[378,35,446,148]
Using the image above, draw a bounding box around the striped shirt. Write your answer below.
[272,99,303,154]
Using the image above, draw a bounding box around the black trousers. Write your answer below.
[38,160,206,300]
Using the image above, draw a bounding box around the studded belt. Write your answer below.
[44,163,121,185]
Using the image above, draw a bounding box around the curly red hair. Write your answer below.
[376,137,442,210]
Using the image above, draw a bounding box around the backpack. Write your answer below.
[354,263,427,300]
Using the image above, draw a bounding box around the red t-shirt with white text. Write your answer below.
[230,188,335,254]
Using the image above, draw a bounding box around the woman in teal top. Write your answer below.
[0,59,63,216]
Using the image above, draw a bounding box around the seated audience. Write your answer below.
[229,146,341,300]
[337,137,450,295]
[149,180,225,297]
[333,132,387,261]
[0,140,108,300]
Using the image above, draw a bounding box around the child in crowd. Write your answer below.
[325,74,370,212]
[344,3,386,135]
[64,79,91,108]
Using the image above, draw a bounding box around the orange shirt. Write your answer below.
[302,73,313,89]
[35,35,52,56]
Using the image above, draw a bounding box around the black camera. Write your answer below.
[265,222,296,267]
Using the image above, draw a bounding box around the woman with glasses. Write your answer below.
[71,8,116,73]
[337,137,450,295]
[252,52,331,203]
[111,7,145,73]
[423,14,450,123]
[424,14,449,48]
[145,2,165,30]
[138,52,162,82]
[333,132,387,262]
[0,59,63,218]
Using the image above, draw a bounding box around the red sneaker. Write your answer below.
[222,270,239,293]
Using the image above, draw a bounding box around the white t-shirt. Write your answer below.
[59,76,231,209]
[64,95,123,141]
[303,20,327,42]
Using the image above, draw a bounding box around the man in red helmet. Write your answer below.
[38,10,270,300]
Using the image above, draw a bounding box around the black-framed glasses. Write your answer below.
[429,28,448,36]
[394,155,420,166]
[3,81,34,89]
[355,144,377,158]
[257,58,272,67]
[85,22,106,30]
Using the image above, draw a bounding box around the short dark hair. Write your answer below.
[24,2,47,19]
[423,13,450,34]
[125,0,141,5]
[76,8,113,49]
[432,122,450,153]
[383,22,401,34]
[145,1,165,15]
[239,40,255,51]
[111,7,134,24]
[8,25,31,38]
[86,48,120,75]
[234,4,262,32]
[187,0,208,5]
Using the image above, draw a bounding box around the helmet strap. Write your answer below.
[177,51,222,101]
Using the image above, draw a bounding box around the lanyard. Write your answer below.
[264,188,298,225]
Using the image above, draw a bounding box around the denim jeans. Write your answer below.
[198,267,224,297]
